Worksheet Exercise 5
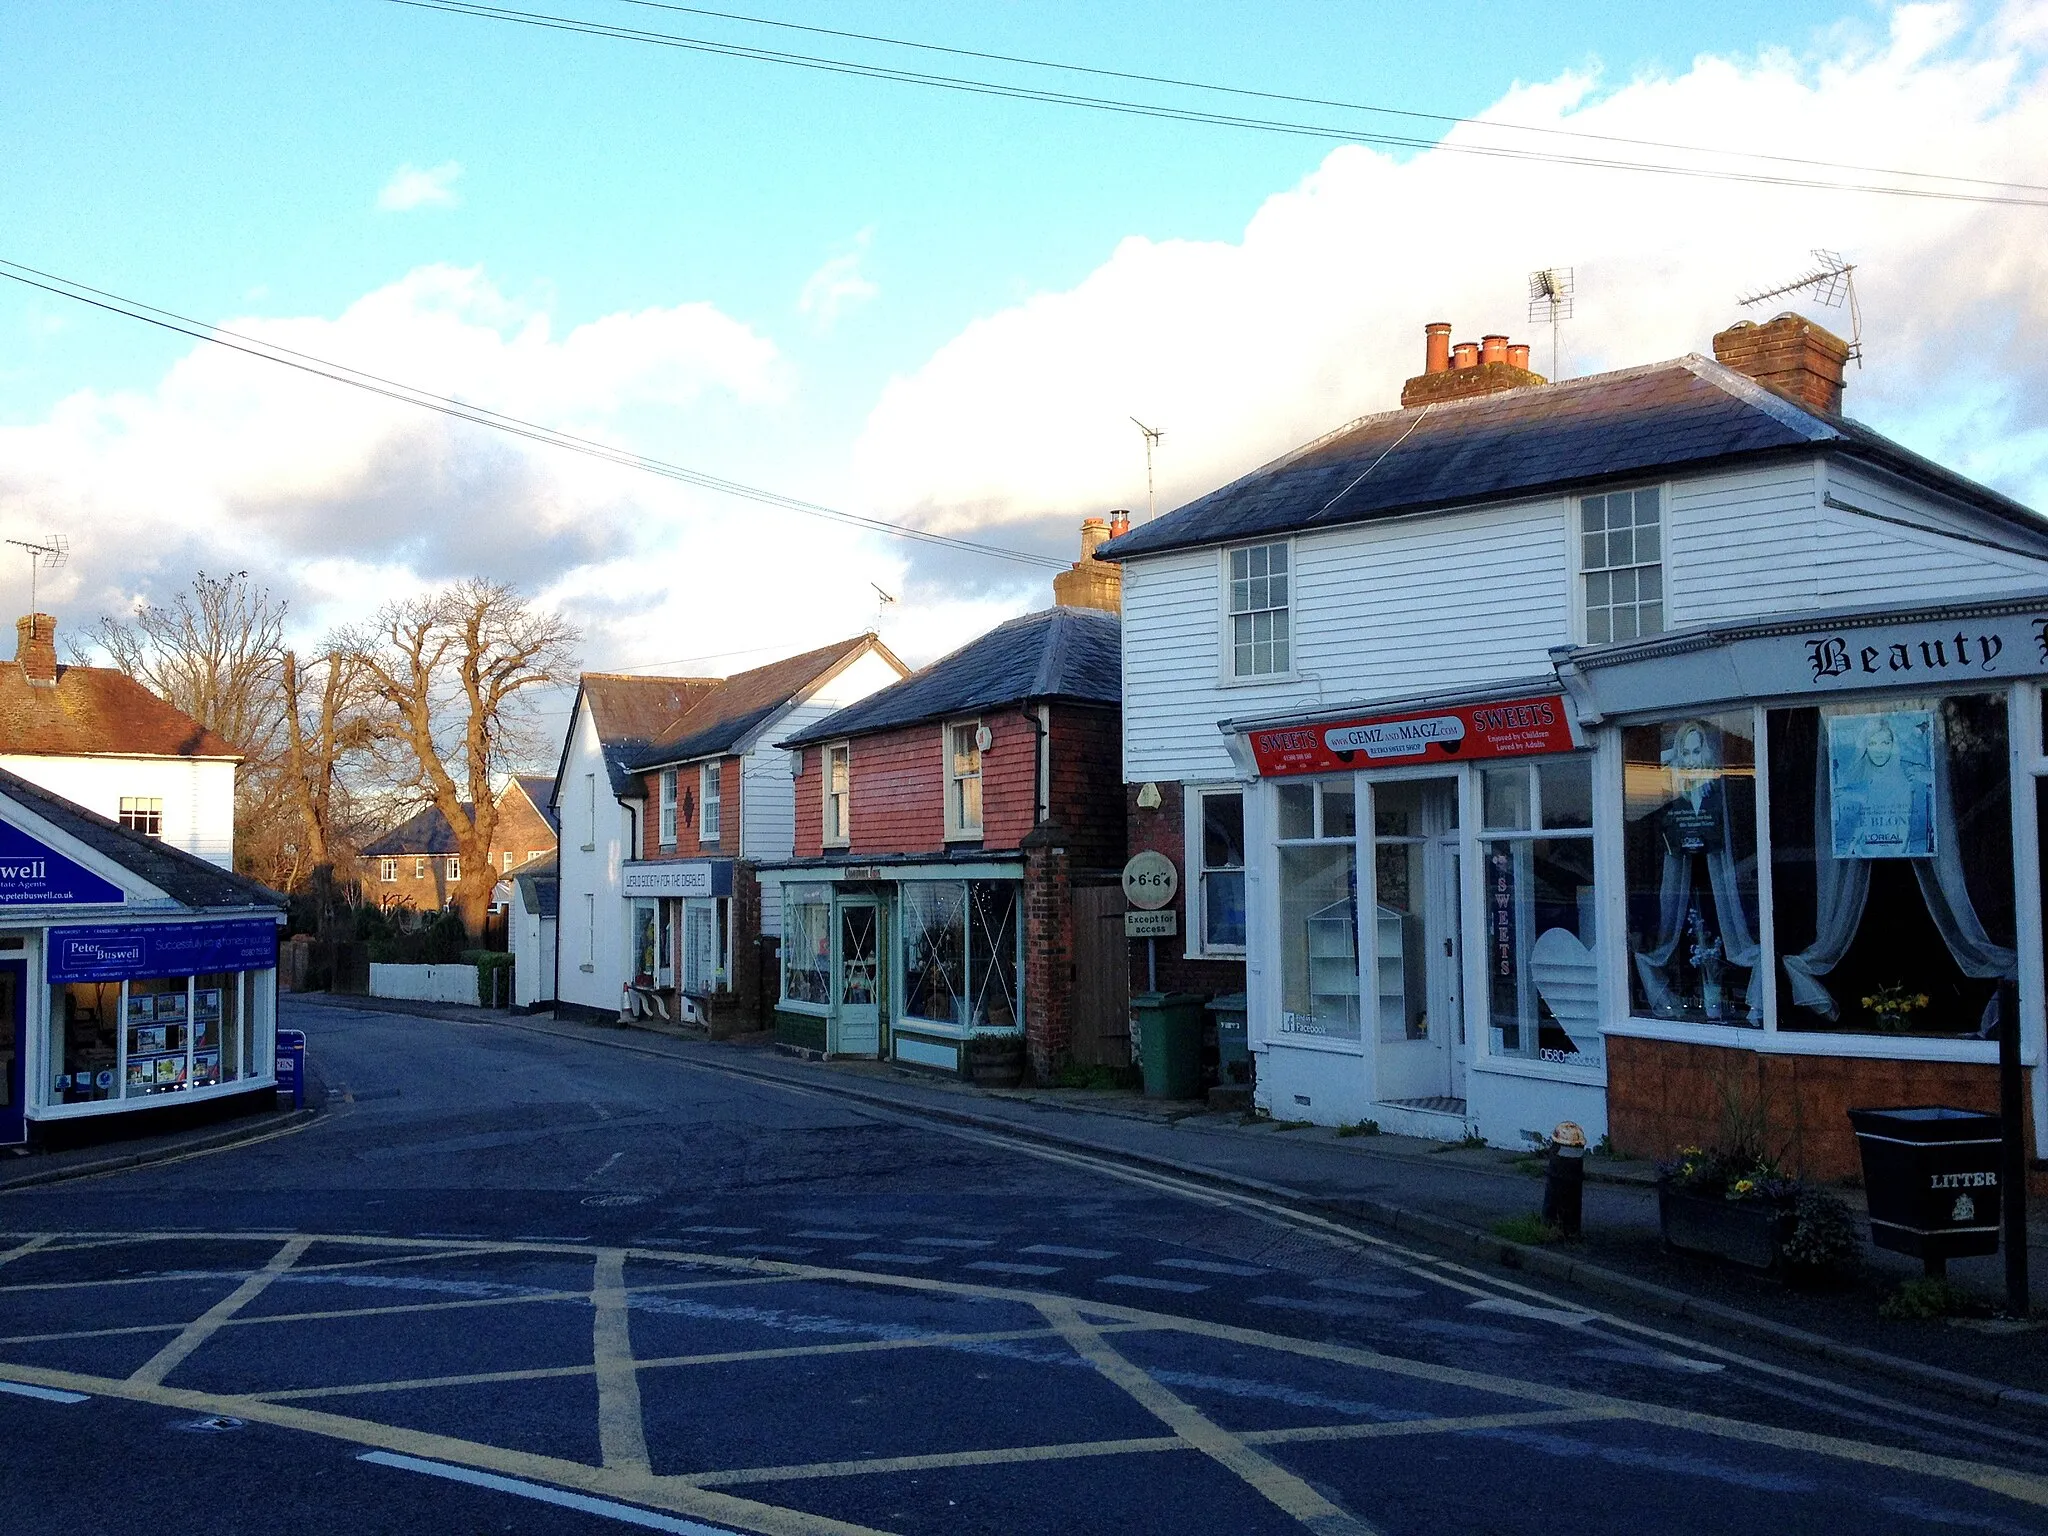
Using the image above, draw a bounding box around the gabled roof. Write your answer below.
[0,662,241,760]
[0,766,283,911]
[495,850,558,917]
[360,803,472,857]
[511,775,560,834]
[1098,354,2044,562]
[782,608,1119,748]
[628,635,903,773]
[572,674,725,799]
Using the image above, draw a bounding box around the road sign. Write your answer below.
[1125,909,1178,938]
[1121,850,1179,911]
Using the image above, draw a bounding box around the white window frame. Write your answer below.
[700,762,722,843]
[379,858,397,884]
[1184,784,1248,957]
[445,855,460,882]
[944,720,984,841]
[658,769,678,848]
[414,856,427,880]
[118,796,164,837]
[1576,483,1667,645]
[582,772,598,852]
[823,742,852,848]
[1219,539,1296,684]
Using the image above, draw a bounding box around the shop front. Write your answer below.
[621,858,734,1006]
[765,862,1024,1073]
[0,772,284,1148]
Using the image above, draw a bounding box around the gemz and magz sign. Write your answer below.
[1246,694,1579,777]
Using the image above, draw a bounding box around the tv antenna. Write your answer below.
[1130,417,1165,522]
[1526,268,1575,380]
[1738,249,1862,364]
[5,533,69,634]
[868,582,896,633]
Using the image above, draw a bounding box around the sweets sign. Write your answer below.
[1246,694,1577,777]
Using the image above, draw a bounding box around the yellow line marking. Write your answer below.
[1247,1406,1626,1446]
[0,1233,54,1268]
[128,1236,312,1388]
[592,1249,650,1474]
[1034,1296,1380,1536]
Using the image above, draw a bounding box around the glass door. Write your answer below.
[835,900,881,1055]
[1372,777,1462,1104]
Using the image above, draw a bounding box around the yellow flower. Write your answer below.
[1860,997,1875,1009]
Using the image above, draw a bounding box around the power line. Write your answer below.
[0,257,1065,571]
[611,0,2048,198]
[382,0,2048,209]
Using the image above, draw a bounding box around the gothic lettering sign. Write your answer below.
[1246,693,1577,777]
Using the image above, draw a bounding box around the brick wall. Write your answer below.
[369,853,458,913]
[638,757,741,860]
[1046,704,1125,874]
[791,713,1048,859]
[1023,833,1072,1076]
[488,785,557,875]
[1608,1034,2045,1191]
[1124,779,1246,1000]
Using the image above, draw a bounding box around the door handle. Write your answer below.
[1443,939,1454,957]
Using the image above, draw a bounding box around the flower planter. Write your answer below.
[1657,1185,1795,1270]
[966,1037,1026,1089]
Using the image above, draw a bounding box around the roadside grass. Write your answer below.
[1490,1214,1566,1246]
[1335,1119,1381,1138]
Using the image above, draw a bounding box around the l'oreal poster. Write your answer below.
[1828,710,1935,859]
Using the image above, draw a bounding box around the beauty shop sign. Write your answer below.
[1246,693,1578,777]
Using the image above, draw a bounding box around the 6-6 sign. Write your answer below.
[1121,850,1179,911]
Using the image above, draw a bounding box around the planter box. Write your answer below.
[966,1040,1025,1089]
[1658,1185,1794,1270]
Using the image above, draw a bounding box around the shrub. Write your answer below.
[1879,1277,1979,1321]
[464,950,515,1007]
[1336,1119,1381,1138]
[1780,1190,1860,1284]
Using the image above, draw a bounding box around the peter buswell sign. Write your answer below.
[48,919,279,983]
[0,822,124,906]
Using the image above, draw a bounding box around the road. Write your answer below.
[2,998,2046,1536]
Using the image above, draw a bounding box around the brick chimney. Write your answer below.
[1711,313,1850,415]
[15,614,58,688]
[1053,516,1124,613]
[1401,322,1546,408]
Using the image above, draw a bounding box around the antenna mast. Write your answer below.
[1737,249,1862,364]
[1130,418,1165,522]
[5,533,69,634]
[1526,268,1575,380]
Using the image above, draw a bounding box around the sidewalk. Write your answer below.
[0,1101,317,1193]
[294,993,2048,1412]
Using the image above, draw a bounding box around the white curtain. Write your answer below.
[1633,778,1763,1021]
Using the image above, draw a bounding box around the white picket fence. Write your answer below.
[369,963,479,1004]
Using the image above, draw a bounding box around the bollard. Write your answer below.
[1542,1120,1588,1238]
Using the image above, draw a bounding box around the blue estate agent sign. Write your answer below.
[0,820,125,907]
[47,919,280,983]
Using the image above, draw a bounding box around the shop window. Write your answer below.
[47,982,119,1104]
[782,885,831,1006]
[1581,487,1663,643]
[1623,714,1761,1025]
[193,974,240,1087]
[119,797,163,837]
[1769,694,2013,1036]
[631,901,658,983]
[946,723,983,839]
[899,880,1021,1030]
[380,858,397,884]
[659,770,678,847]
[701,763,722,843]
[966,882,1020,1030]
[124,978,191,1097]
[1227,542,1290,677]
[1276,778,1360,1041]
[682,899,726,993]
[824,743,851,846]
[1193,789,1246,952]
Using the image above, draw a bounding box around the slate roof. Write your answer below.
[512,774,561,833]
[782,608,1120,748]
[628,636,895,773]
[575,674,725,799]
[0,766,284,912]
[1098,354,2045,562]
[497,851,558,917]
[0,662,241,759]
[360,804,472,857]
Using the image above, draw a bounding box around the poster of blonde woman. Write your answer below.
[1828,711,1934,859]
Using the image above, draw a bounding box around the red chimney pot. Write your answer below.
[1424,322,1452,375]
[1481,334,1508,366]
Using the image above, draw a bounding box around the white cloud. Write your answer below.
[852,2,2048,536]
[798,229,880,331]
[377,160,464,212]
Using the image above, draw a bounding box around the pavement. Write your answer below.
[3,994,2047,1536]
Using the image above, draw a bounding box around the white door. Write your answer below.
[1372,776,1462,1104]
[683,901,716,994]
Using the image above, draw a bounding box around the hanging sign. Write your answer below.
[47,918,280,983]
[1246,693,1577,777]
[0,821,125,907]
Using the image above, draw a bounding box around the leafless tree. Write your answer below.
[350,580,578,938]
[279,647,382,929]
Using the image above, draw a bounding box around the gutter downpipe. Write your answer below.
[1017,701,1048,825]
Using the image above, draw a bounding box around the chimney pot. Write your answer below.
[1507,342,1531,371]
[1451,341,1479,369]
[1424,321,1453,375]
[15,613,58,688]
[1109,509,1130,537]
[1481,334,1508,366]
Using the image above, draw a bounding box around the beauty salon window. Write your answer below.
[1623,714,1762,1026]
[1768,694,2013,1037]
[1276,778,1360,1043]
[1480,756,1602,1067]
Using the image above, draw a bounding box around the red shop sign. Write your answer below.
[1246,693,1577,777]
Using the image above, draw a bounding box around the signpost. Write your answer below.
[275,1028,306,1109]
[1124,909,1177,938]
[1121,852,1180,991]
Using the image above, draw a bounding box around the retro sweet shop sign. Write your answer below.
[1245,694,1579,777]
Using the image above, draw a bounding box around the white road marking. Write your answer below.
[1313,1277,1425,1300]
[965,1261,1062,1277]
[905,1237,996,1249]
[848,1252,939,1266]
[361,1451,742,1533]
[1100,1274,1206,1295]
[1577,1344,1727,1375]
[1250,1295,1396,1320]
[1023,1244,1117,1259]
[1469,1298,1598,1327]
[789,1231,877,1241]
[674,1226,759,1236]
[0,1380,89,1403]
[1157,1258,1266,1277]
[731,1245,817,1258]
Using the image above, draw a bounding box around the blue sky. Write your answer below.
[3,0,2046,708]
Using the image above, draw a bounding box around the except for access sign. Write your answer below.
[1246,693,1577,777]
[1121,850,1179,910]
[1124,909,1178,938]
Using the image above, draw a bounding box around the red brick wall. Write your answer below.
[1124,780,1246,1000]
[487,785,557,875]
[1608,1034,2044,1190]
[638,758,740,860]
[790,713,1048,859]
[371,853,457,912]
[793,745,823,860]
[1046,705,1125,874]
[1023,836,1072,1075]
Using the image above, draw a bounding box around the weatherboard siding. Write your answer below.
[1815,461,2048,606]
[1665,461,1822,625]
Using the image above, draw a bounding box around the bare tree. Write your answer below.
[351,581,578,938]
[280,647,381,930]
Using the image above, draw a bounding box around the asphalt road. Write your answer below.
[3,999,2047,1536]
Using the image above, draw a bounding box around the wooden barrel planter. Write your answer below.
[966,1034,1026,1089]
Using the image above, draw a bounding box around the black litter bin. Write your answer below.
[1848,1105,2003,1275]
